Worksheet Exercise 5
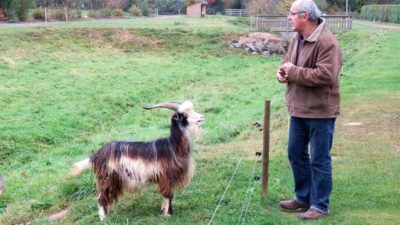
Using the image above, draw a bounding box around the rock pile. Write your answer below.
[230,32,289,57]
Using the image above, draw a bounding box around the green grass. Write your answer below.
[0,17,399,224]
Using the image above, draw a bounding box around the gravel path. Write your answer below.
[353,19,400,31]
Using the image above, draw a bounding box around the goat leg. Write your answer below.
[161,195,173,216]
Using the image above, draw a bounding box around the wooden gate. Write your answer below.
[253,15,352,33]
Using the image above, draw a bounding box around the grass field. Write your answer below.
[0,16,399,224]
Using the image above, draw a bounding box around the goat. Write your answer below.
[70,101,205,221]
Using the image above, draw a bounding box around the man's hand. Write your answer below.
[277,62,294,83]
[277,68,288,83]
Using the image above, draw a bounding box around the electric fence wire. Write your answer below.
[207,150,246,225]
[236,152,259,225]
[207,125,263,225]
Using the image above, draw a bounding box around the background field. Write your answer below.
[0,16,399,224]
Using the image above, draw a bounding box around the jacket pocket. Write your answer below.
[306,87,330,110]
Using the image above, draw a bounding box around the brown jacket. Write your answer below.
[284,18,342,118]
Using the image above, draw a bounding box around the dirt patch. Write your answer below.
[73,28,163,48]
[112,29,162,45]
[48,208,69,221]
[74,28,105,46]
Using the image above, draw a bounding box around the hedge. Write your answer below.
[360,4,400,23]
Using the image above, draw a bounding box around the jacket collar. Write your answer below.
[295,18,325,42]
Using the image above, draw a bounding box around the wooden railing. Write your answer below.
[225,9,250,17]
[253,15,352,33]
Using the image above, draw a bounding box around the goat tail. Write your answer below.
[70,158,92,177]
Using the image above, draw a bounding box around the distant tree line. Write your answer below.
[214,0,400,15]
[0,0,189,21]
[1,0,400,22]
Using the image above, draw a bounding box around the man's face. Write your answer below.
[287,3,306,33]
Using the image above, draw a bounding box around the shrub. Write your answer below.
[129,6,142,16]
[32,7,45,20]
[51,10,71,21]
[73,9,82,19]
[388,5,398,23]
[15,0,32,21]
[113,8,124,17]
[88,10,99,18]
[99,7,112,17]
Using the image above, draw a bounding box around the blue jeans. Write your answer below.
[288,117,335,214]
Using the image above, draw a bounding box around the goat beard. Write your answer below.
[187,125,203,138]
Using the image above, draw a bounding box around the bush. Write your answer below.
[129,6,142,16]
[388,5,398,23]
[51,10,71,21]
[32,7,45,20]
[88,10,99,18]
[15,0,32,21]
[73,9,82,19]
[99,7,112,17]
[113,8,124,17]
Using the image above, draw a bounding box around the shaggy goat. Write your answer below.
[70,101,204,221]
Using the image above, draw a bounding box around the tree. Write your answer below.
[315,0,329,11]
[16,0,34,21]
[0,0,13,9]
[155,0,185,14]
[231,0,245,9]
[1,0,35,21]
[207,0,224,14]
[277,0,292,14]
[185,0,196,6]
[246,0,280,15]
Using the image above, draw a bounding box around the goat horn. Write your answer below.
[143,102,181,111]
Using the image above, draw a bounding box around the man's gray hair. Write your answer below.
[295,0,322,22]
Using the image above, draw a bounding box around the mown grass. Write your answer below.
[0,17,399,224]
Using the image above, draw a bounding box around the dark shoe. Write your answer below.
[279,199,310,212]
[298,208,326,220]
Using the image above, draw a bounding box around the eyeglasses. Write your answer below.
[288,11,306,16]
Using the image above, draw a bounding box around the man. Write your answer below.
[277,0,342,220]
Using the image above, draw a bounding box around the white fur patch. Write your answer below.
[178,101,194,113]
[98,204,106,221]
[70,158,91,177]
[108,157,162,190]
[161,198,169,212]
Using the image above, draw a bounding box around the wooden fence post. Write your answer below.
[45,7,47,23]
[262,100,270,197]
[64,7,68,22]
